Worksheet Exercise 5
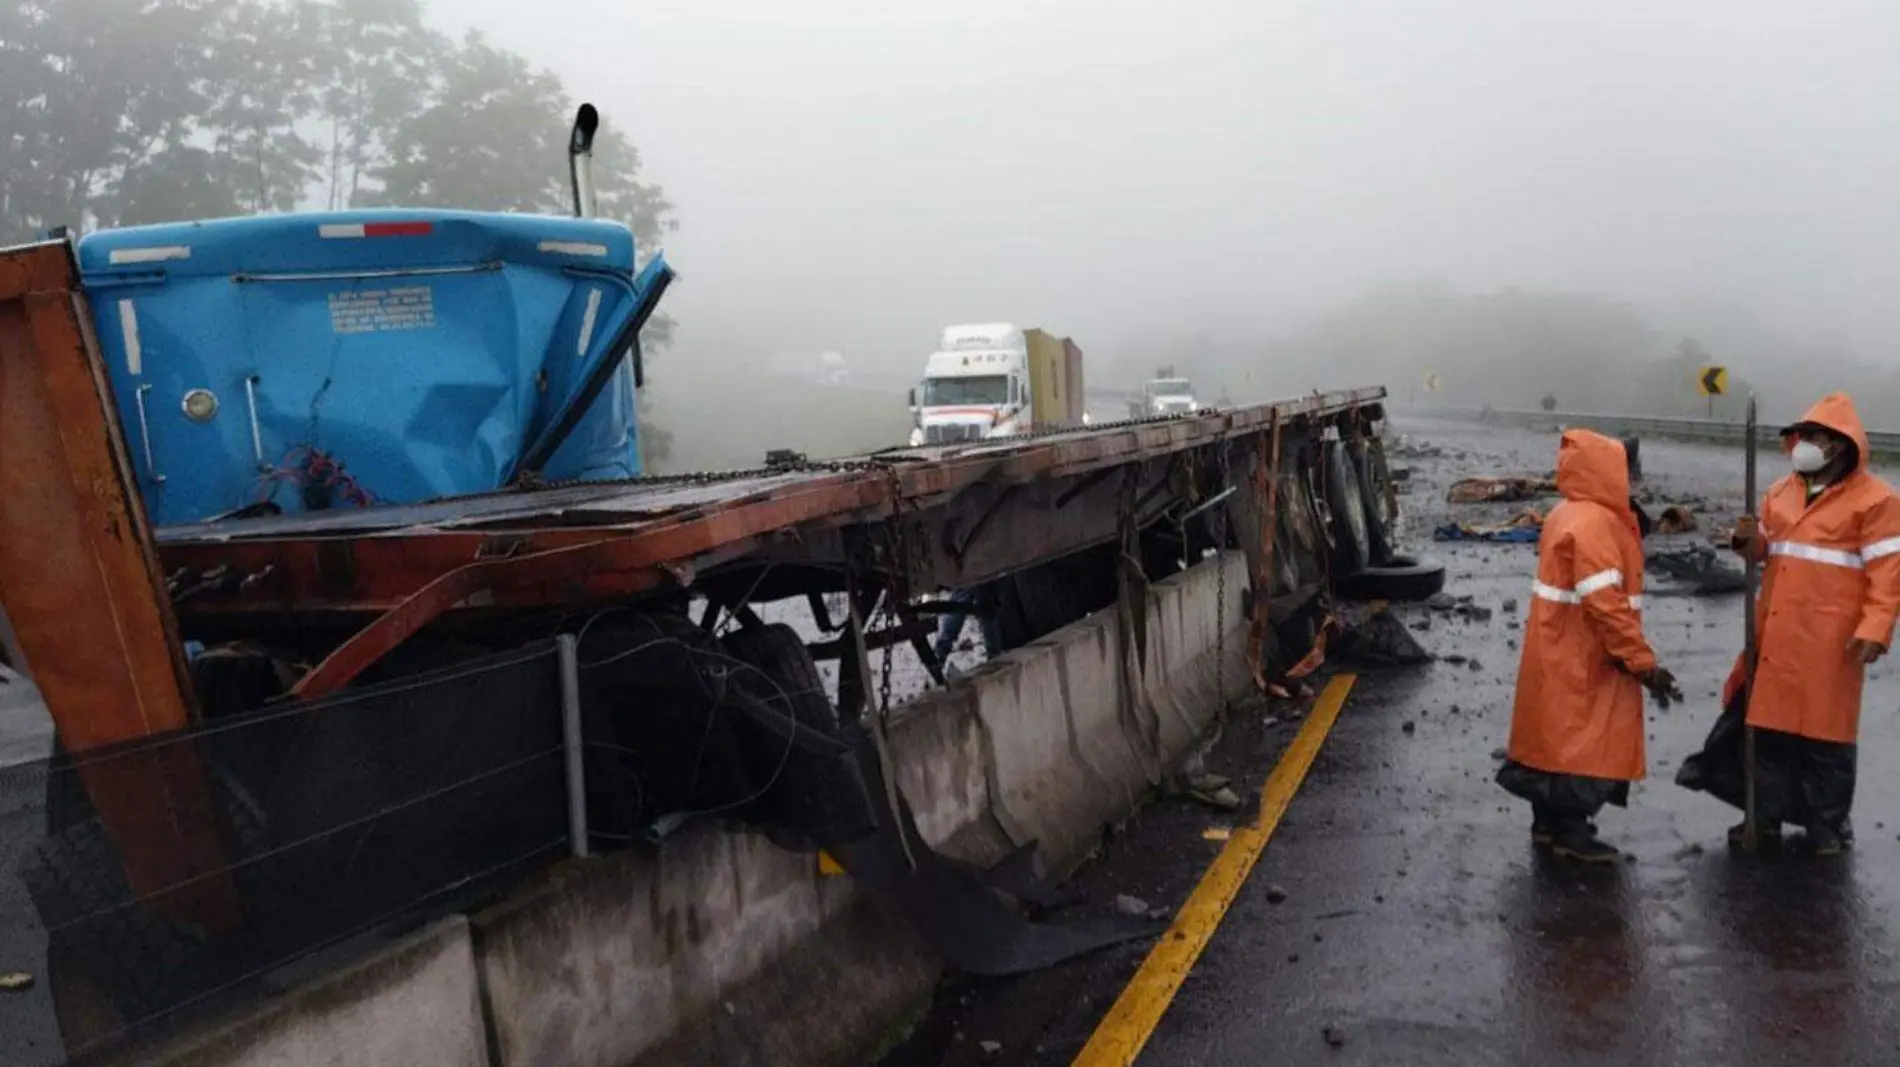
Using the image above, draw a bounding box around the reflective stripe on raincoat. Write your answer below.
[1508,429,1658,781]
[1721,393,1900,743]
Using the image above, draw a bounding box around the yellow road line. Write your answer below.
[1071,673,1359,1067]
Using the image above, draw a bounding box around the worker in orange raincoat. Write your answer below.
[1497,430,1681,862]
[1677,394,1900,855]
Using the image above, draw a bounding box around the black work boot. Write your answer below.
[1549,822,1620,864]
[1533,816,1597,845]
[1727,821,1783,848]
[1806,823,1849,856]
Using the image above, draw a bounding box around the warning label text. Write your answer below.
[328,286,437,335]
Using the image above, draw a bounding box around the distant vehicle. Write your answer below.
[908,323,1086,446]
[1132,370,1199,418]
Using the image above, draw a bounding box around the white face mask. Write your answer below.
[1791,439,1830,474]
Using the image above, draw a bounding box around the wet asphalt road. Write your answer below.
[0,670,52,770]
[883,415,1900,1067]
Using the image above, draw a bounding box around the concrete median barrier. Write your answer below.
[135,551,1250,1067]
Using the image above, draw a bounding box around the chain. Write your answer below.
[878,465,905,715]
[1214,443,1229,709]
[489,408,1207,506]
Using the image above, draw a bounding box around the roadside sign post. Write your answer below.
[1699,365,1728,419]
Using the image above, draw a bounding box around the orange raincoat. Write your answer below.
[1508,430,1658,781]
[1721,393,1900,743]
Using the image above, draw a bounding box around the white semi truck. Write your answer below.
[1132,369,1200,418]
[908,323,1086,446]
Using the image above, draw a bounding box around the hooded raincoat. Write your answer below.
[1508,430,1658,782]
[1720,393,1900,743]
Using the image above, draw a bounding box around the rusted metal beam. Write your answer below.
[809,618,935,661]
[164,472,887,617]
[0,241,237,929]
[163,389,1388,676]
[947,484,1021,565]
[289,537,696,698]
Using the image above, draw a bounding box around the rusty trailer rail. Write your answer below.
[1,230,1400,1065]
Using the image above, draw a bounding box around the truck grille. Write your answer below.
[924,424,986,444]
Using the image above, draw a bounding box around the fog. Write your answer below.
[430,0,1900,426]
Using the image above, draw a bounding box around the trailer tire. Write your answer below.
[1323,441,1373,575]
[720,624,837,734]
[1336,555,1448,603]
[1353,441,1397,564]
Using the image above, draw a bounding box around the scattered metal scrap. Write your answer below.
[1657,504,1699,535]
[1447,476,1557,504]
[1334,609,1432,667]
[1433,509,1545,543]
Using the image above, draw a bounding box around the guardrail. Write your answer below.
[1410,406,1900,458]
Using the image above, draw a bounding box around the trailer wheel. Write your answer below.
[1323,441,1372,575]
[720,624,837,734]
[1336,555,1448,603]
[1353,441,1397,564]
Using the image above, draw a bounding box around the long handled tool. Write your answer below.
[1740,393,1762,850]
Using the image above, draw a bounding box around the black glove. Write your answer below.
[1637,666,1683,709]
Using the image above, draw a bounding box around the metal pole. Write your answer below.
[557,633,590,859]
[1741,394,1761,851]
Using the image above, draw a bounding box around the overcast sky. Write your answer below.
[441,0,1900,383]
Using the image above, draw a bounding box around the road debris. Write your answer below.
[1391,437,1445,459]
[1447,476,1557,504]
[1657,504,1699,534]
[0,972,32,992]
[1647,544,1747,595]
[1115,894,1151,917]
[1456,603,1494,622]
[1266,884,1289,904]
[1203,826,1233,842]
[979,1040,1003,1057]
[1434,508,1545,543]
[1335,610,1432,666]
[1427,593,1459,611]
[1323,1023,1348,1048]
[1402,720,1418,734]
[1187,784,1244,812]
[1502,598,1519,613]
[1186,772,1233,793]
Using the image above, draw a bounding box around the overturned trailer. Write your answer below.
[0,234,1416,1060]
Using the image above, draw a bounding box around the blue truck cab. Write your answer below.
[77,209,670,527]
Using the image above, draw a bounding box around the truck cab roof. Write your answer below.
[939,323,1025,353]
[78,209,637,279]
[77,209,661,527]
[924,348,1023,379]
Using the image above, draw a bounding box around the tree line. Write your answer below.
[2,0,673,242]
[2,0,678,456]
